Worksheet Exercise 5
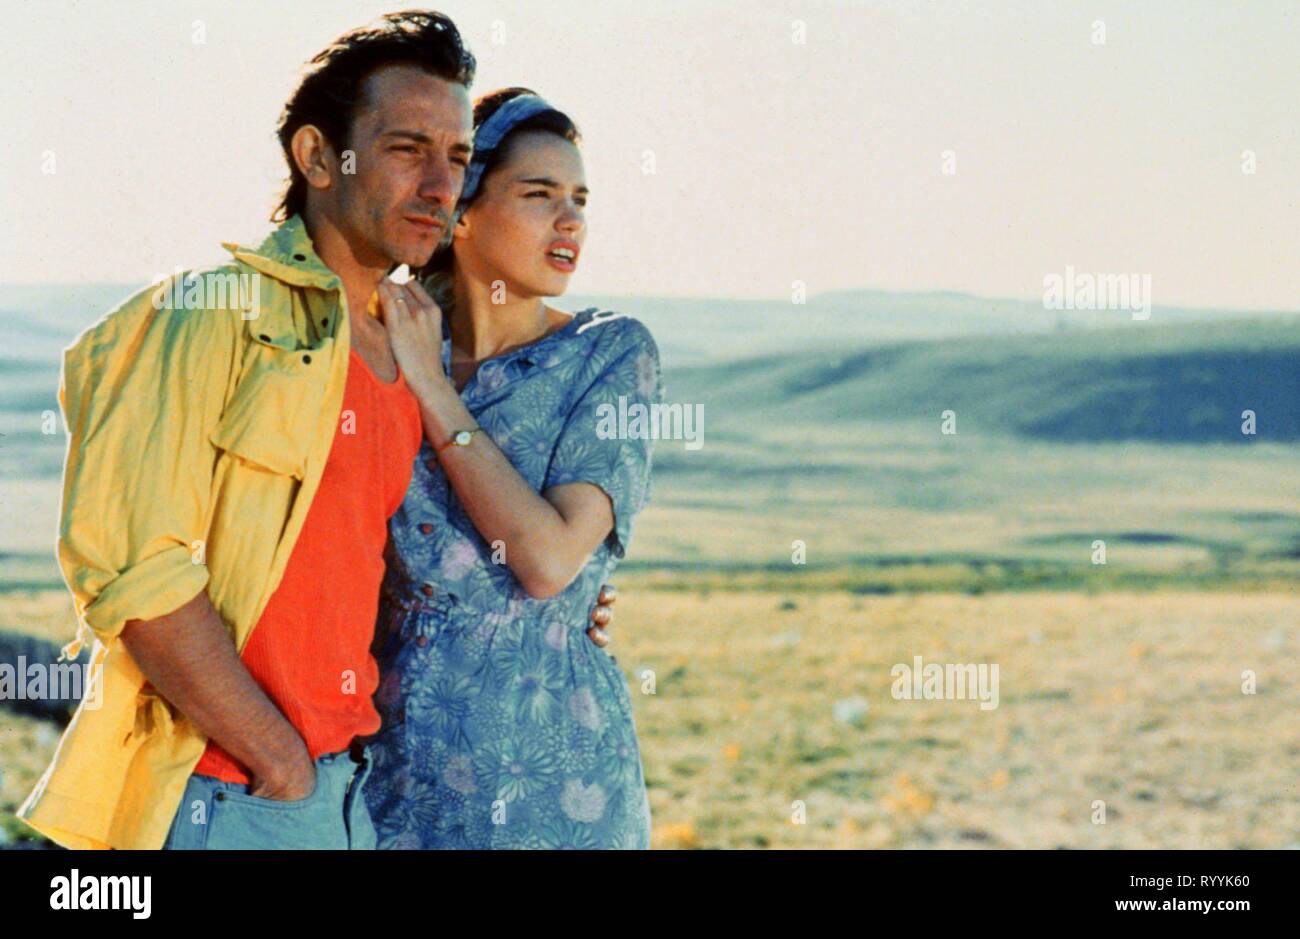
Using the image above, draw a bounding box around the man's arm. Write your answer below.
[122,591,314,799]
[56,282,310,798]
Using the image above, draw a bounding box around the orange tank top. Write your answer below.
[194,346,423,782]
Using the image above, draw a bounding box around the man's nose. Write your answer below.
[416,156,460,208]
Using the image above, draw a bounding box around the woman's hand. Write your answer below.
[375,278,447,400]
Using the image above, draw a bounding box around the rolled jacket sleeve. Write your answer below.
[57,281,239,644]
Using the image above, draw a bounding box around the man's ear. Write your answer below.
[290,124,336,195]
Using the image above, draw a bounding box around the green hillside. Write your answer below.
[630,317,1300,589]
[667,317,1300,443]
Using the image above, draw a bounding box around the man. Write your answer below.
[19,10,616,851]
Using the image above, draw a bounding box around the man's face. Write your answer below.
[329,64,473,270]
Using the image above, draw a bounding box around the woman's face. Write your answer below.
[453,130,587,300]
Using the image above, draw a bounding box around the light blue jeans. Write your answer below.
[162,747,377,850]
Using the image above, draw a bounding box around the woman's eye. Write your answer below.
[526,191,549,198]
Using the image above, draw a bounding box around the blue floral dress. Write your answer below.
[364,307,662,849]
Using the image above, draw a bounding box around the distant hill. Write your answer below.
[568,289,1296,367]
[3,283,1294,368]
[0,292,1296,582]
[667,316,1300,443]
[0,287,1295,459]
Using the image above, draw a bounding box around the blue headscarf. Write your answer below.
[459,93,563,207]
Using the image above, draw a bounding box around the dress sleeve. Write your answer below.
[543,318,663,559]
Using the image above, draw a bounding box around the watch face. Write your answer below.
[454,430,472,445]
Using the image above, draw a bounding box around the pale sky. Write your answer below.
[2,0,1297,308]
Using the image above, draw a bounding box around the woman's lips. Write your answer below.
[545,242,579,272]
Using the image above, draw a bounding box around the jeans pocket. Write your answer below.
[219,773,322,811]
[206,767,347,850]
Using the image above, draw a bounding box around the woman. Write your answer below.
[362,88,661,849]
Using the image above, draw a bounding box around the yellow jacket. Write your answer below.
[19,215,360,849]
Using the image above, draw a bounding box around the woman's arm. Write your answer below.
[416,376,613,597]
[378,279,613,599]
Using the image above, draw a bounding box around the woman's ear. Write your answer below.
[452,206,472,242]
[291,124,334,195]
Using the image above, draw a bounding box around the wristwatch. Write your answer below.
[436,427,482,454]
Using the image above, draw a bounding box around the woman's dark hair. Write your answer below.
[420,87,581,309]
[272,10,477,222]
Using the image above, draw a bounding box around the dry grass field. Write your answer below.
[609,587,1298,849]
[10,585,1293,848]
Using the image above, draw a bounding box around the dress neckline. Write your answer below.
[440,307,600,395]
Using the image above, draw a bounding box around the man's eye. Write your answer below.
[526,191,549,198]
[452,157,469,167]
[393,145,418,153]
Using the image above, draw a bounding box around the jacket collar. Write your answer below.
[221,214,342,291]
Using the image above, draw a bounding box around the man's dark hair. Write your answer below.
[272,10,476,222]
